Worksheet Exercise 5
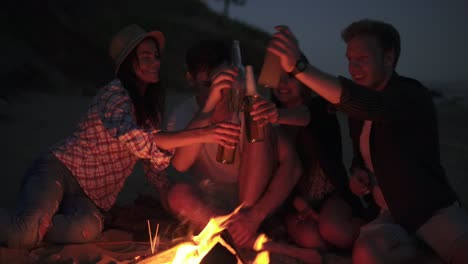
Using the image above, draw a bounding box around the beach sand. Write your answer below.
[0,90,467,263]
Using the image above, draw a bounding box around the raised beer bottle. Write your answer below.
[244,65,265,143]
[216,40,244,164]
[257,51,281,89]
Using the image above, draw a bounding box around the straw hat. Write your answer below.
[109,24,165,74]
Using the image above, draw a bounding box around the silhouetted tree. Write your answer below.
[217,0,246,17]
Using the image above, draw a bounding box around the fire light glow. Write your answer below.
[136,205,270,264]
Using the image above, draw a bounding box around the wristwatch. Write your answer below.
[289,54,309,76]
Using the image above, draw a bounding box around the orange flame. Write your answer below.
[252,234,270,264]
[137,206,240,263]
[137,205,270,264]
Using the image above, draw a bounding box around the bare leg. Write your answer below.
[238,125,276,207]
[167,183,225,230]
[285,212,327,250]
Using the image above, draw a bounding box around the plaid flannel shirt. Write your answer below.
[52,79,173,211]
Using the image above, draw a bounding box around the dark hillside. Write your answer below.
[2,0,270,97]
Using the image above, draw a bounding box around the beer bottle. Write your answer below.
[216,40,244,164]
[244,65,265,143]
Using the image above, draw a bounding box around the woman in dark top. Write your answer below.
[255,72,365,250]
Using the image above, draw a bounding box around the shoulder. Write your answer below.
[390,74,430,95]
[390,74,435,108]
[96,79,130,100]
[99,79,129,98]
[95,79,132,108]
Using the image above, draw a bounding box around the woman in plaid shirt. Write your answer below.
[0,24,240,249]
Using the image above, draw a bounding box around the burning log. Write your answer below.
[220,230,248,264]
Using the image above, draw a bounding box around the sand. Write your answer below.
[0,90,467,263]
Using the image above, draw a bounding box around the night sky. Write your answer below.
[207,0,468,83]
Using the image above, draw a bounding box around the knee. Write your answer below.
[319,199,359,249]
[6,212,53,249]
[45,211,103,244]
[352,235,381,264]
[318,220,355,249]
[285,214,326,249]
[75,212,103,242]
[318,211,362,249]
[167,183,196,212]
[294,229,325,249]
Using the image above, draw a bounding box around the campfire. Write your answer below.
[136,205,270,264]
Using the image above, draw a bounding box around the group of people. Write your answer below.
[1,19,468,264]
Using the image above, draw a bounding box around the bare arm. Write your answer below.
[294,65,342,104]
[269,26,432,122]
[153,119,239,150]
[171,67,239,172]
[267,25,343,104]
[169,111,212,172]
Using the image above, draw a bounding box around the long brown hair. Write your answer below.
[116,39,165,128]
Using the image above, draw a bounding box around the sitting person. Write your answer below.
[267,19,468,264]
[0,25,240,249]
[251,71,370,250]
[165,39,302,248]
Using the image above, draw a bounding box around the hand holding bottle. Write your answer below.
[267,25,302,73]
[249,98,279,126]
[349,168,372,196]
[202,67,239,114]
[201,122,241,148]
[216,40,245,163]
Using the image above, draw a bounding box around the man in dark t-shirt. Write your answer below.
[267,19,468,264]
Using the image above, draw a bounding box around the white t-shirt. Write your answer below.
[360,120,388,210]
[166,96,244,184]
[360,120,375,174]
